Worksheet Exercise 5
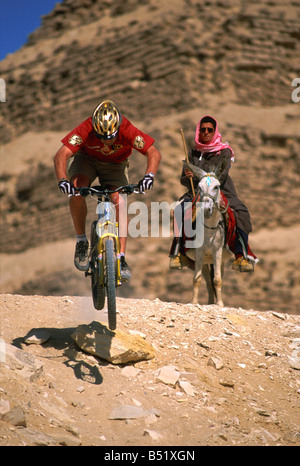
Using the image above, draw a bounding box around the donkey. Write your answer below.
[183,159,231,307]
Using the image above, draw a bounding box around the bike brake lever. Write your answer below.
[120,186,134,194]
[79,187,90,197]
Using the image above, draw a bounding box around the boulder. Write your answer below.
[71,321,155,364]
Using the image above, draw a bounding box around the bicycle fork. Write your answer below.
[96,223,122,287]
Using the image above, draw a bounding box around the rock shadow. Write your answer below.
[12,326,104,386]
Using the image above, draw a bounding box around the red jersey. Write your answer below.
[61,116,155,163]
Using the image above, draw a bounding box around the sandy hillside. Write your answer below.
[1,293,300,447]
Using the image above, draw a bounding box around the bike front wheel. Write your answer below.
[90,221,105,310]
[104,238,117,330]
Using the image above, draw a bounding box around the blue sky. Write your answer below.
[0,0,62,60]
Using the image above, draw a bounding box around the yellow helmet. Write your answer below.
[92,100,121,139]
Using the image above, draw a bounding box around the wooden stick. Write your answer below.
[180,128,195,197]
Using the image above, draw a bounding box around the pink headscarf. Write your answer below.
[194,115,234,161]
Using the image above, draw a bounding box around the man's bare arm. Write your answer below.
[144,144,162,175]
[54,145,74,180]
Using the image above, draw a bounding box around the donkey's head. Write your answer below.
[183,158,226,219]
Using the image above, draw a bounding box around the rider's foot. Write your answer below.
[169,255,182,269]
[169,253,194,270]
[120,256,131,281]
[232,256,254,272]
[74,240,89,271]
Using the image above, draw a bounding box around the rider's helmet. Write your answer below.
[92,100,121,140]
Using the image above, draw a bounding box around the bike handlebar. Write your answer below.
[76,184,139,198]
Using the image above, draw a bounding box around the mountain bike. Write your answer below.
[78,184,138,330]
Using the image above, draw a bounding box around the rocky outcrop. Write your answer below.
[0,342,43,382]
[1,0,299,142]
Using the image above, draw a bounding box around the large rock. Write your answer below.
[0,341,43,382]
[71,321,155,364]
[1,405,27,427]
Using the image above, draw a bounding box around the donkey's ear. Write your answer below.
[182,161,206,179]
[214,157,227,180]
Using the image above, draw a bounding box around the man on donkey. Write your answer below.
[169,115,256,272]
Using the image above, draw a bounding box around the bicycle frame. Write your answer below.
[95,196,122,287]
[79,184,138,287]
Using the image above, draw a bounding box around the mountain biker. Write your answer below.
[169,115,254,272]
[54,100,161,279]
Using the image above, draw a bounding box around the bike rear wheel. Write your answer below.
[90,221,105,310]
[104,238,117,330]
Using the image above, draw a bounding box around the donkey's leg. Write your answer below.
[192,251,203,304]
[213,248,224,307]
[202,264,215,304]
[221,261,225,279]
[192,268,202,304]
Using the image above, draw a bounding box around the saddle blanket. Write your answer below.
[220,193,258,263]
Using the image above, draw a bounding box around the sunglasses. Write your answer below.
[95,131,118,140]
[200,127,214,134]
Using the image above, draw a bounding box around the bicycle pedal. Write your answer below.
[85,271,92,277]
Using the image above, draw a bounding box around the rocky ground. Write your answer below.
[1,293,299,447]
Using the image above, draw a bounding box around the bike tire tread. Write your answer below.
[105,238,117,330]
